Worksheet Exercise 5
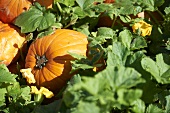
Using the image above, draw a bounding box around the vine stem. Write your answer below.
[56,2,62,13]
[111,15,117,28]
[157,10,165,19]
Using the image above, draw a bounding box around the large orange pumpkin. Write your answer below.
[25,29,88,92]
[0,0,32,23]
[0,21,26,66]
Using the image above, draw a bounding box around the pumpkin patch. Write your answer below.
[1,0,170,112]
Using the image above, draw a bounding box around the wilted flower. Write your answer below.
[20,68,36,84]
[31,86,54,98]
[132,20,152,36]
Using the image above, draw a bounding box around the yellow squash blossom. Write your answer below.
[31,86,54,98]
[20,68,36,84]
[132,20,152,36]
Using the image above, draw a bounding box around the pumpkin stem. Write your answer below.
[35,55,48,69]
[56,2,62,13]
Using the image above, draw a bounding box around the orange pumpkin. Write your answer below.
[0,0,32,23]
[0,21,26,66]
[25,29,88,92]
[7,43,28,74]
[33,0,53,8]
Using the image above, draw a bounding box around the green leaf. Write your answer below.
[164,7,170,14]
[141,57,160,80]
[156,54,170,75]
[76,0,94,9]
[0,65,16,84]
[63,65,145,112]
[117,0,142,15]
[74,24,90,36]
[119,15,131,23]
[68,74,82,86]
[0,64,9,71]
[89,27,116,47]
[55,0,75,6]
[97,27,115,38]
[70,56,94,73]
[131,99,146,113]
[121,5,141,15]
[20,86,31,101]
[32,99,62,113]
[63,89,82,107]
[100,66,145,91]
[14,3,56,33]
[71,101,100,113]
[146,104,165,113]
[0,88,7,107]
[37,28,54,38]
[7,82,21,99]
[131,36,147,50]
[71,61,93,72]
[141,54,170,84]
[117,89,143,106]
[68,52,86,60]
[141,0,164,11]
[107,42,130,66]
[118,29,133,49]
[165,95,170,113]
[126,51,145,66]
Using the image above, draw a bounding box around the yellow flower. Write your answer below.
[31,86,54,98]
[39,87,54,98]
[93,67,97,72]
[20,68,36,84]
[31,86,39,94]
[132,20,152,36]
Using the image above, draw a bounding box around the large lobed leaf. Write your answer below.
[62,66,145,112]
[14,2,56,33]
[141,54,170,84]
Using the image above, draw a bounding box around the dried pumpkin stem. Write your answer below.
[35,55,48,69]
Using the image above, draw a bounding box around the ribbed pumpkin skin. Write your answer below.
[0,0,32,23]
[0,21,26,66]
[25,29,88,92]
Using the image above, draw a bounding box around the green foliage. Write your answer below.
[14,2,56,38]
[141,54,170,84]
[0,64,36,113]
[61,66,145,112]
[6,0,170,112]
